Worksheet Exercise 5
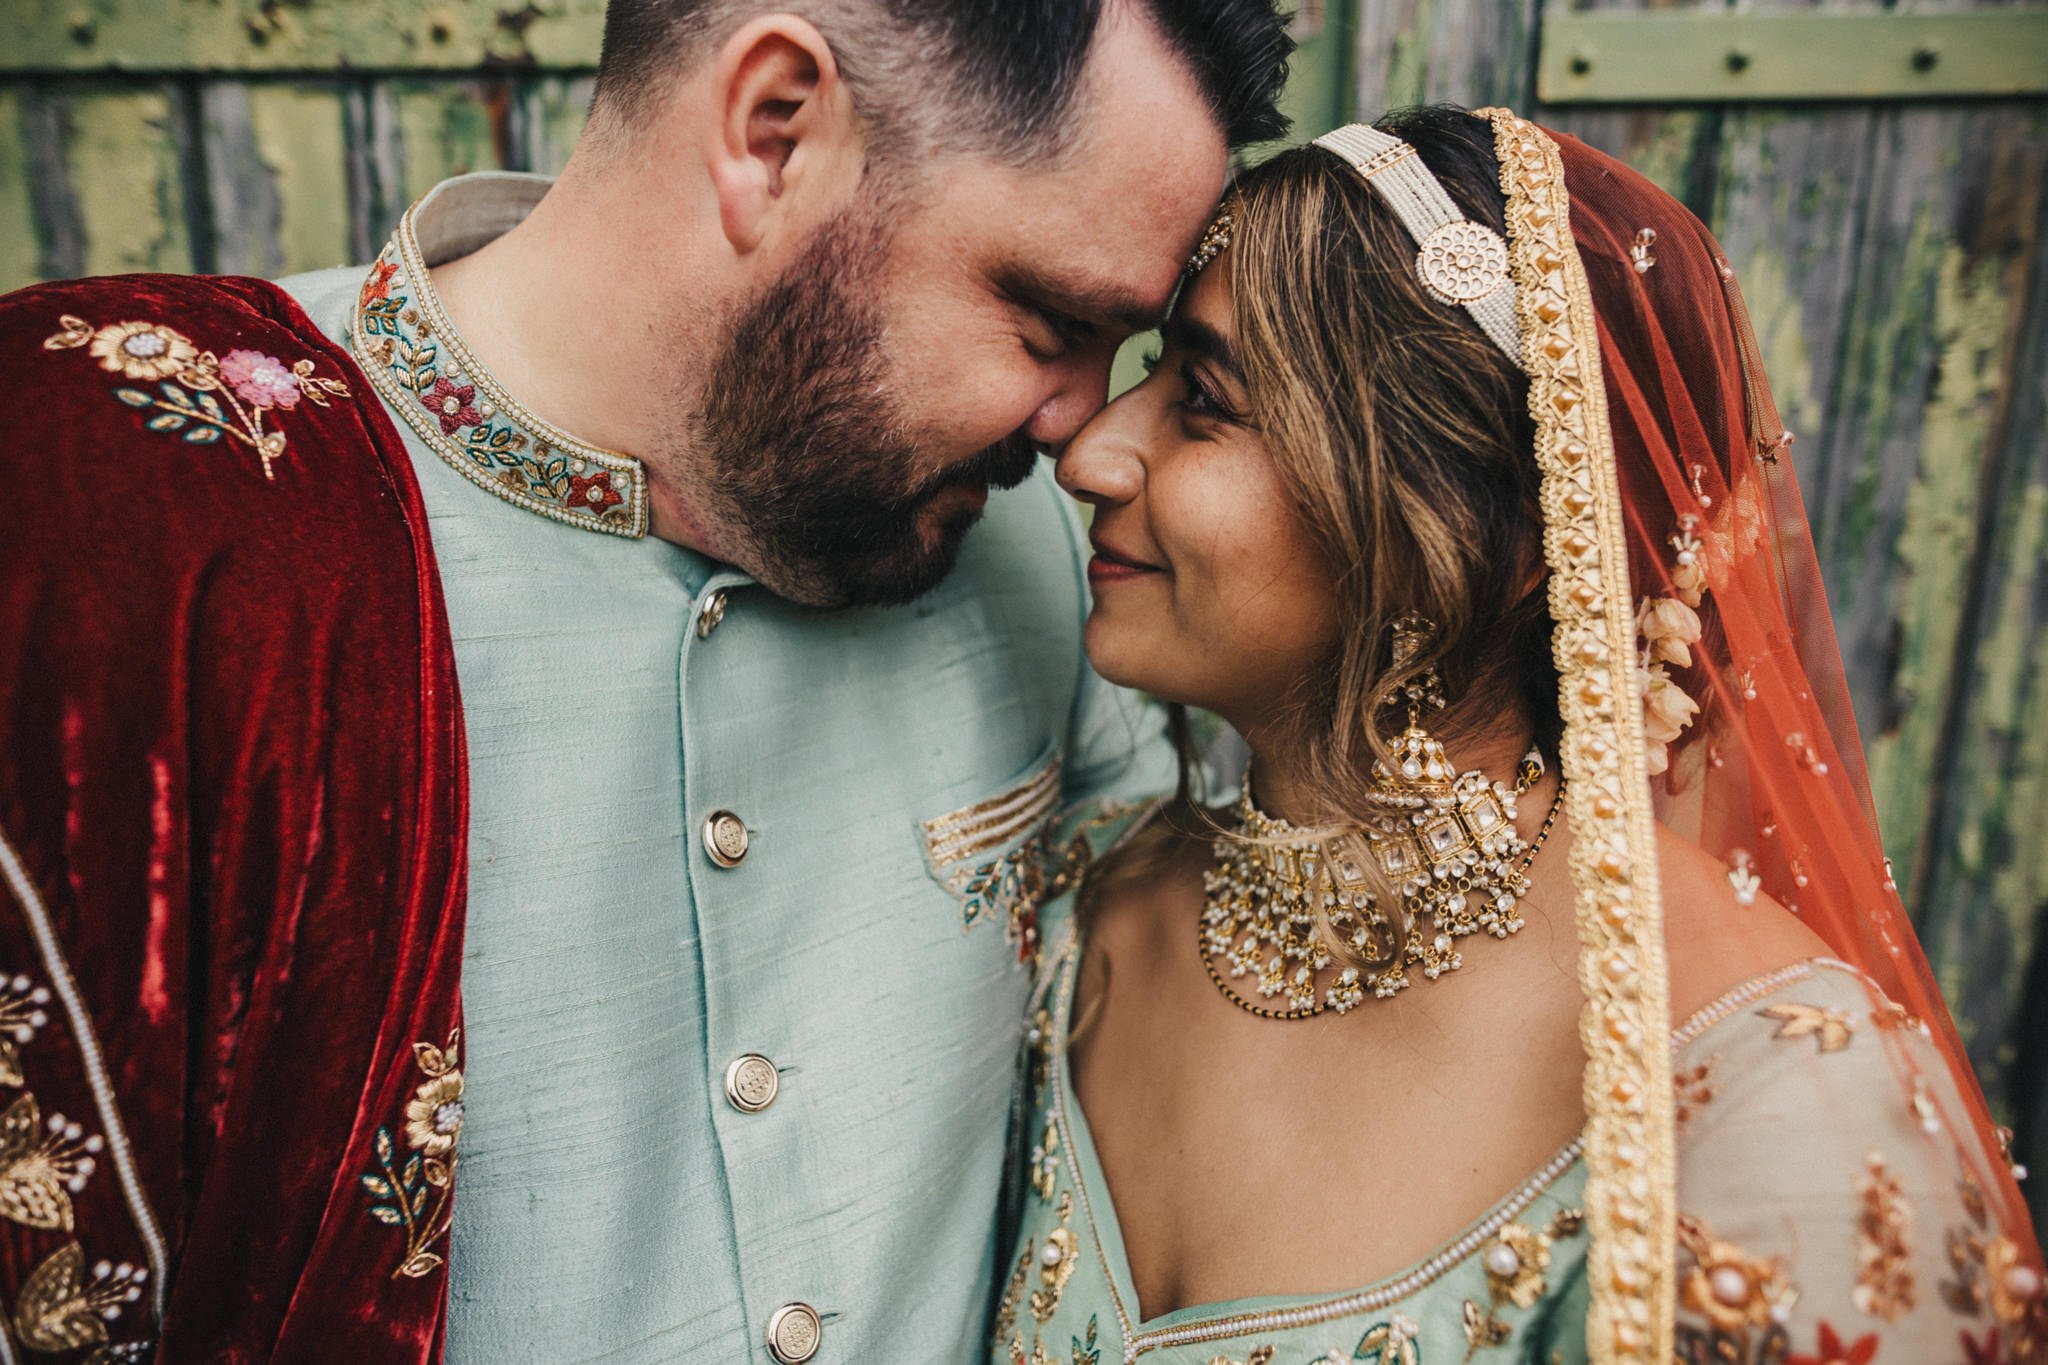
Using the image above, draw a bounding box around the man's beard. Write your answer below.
[692,213,1040,608]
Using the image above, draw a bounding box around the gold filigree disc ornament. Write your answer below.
[1417,221,1511,306]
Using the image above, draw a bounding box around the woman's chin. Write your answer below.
[1082,613,1187,702]
[1081,614,1149,692]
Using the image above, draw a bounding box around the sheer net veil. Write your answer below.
[1422,109,2041,1359]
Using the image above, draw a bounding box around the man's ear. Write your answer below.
[704,15,860,255]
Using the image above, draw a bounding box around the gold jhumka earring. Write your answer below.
[1199,615,1564,1020]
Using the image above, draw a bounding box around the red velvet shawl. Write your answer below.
[0,274,466,1361]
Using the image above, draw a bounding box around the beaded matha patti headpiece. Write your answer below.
[1313,123,1524,368]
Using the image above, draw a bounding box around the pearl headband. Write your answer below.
[1312,123,1524,369]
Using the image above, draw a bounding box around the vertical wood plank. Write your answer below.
[1350,0,1537,116]
[199,81,354,278]
[60,84,194,277]
[0,88,41,292]
[510,74,594,176]
[391,76,512,199]
[1882,107,2048,1144]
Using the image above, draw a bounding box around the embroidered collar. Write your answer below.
[349,178,649,538]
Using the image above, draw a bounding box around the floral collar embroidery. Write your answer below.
[349,201,649,538]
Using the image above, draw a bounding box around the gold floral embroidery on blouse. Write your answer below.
[1677,1213,1797,1338]
[1031,1191,1079,1323]
[1674,1056,1719,1128]
[996,1241,1034,1349]
[1204,1346,1275,1365]
[1355,1315,1421,1365]
[1467,1207,1586,1356]
[1759,1001,1856,1053]
[1852,1153,1916,1321]
[1030,1117,1062,1204]
[360,1028,463,1278]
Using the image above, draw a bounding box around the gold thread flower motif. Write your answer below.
[0,973,53,1088]
[84,321,197,381]
[1485,1221,1554,1308]
[1760,1002,1856,1053]
[1030,1192,1078,1323]
[1029,1118,1061,1203]
[404,1070,464,1158]
[0,1091,104,1231]
[1852,1153,1915,1321]
[1988,1235,2046,1325]
[361,1028,462,1278]
[1677,1214,1794,1335]
[1354,1314,1421,1365]
[10,1242,147,1353]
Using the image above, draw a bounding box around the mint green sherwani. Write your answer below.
[282,172,1169,1364]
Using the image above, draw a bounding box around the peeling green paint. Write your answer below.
[4,0,608,76]
[1723,244,1822,441]
[394,80,505,205]
[0,90,39,291]
[1871,243,2012,896]
[249,85,353,275]
[68,87,191,275]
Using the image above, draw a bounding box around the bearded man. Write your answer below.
[0,2,1289,1360]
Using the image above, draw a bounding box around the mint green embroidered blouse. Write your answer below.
[999,807,2023,1365]
[282,173,1173,1364]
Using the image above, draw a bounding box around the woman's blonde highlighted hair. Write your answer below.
[1170,107,1563,960]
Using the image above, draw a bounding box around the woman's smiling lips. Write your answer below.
[1087,533,1164,585]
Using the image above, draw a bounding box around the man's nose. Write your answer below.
[1023,350,1117,449]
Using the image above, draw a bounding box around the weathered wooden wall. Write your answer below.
[3,0,2045,1215]
[0,74,595,284]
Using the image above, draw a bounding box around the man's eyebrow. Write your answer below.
[998,265,1168,336]
[1161,313,1243,380]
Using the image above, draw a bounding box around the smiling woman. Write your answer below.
[997,104,2045,1365]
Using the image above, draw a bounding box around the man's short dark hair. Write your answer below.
[592,0,1294,160]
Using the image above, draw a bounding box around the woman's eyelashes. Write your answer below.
[1139,345,1238,424]
[1176,361,1241,424]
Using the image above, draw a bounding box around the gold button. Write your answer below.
[696,589,728,640]
[703,810,749,868]
[724,1054,780,1113]
[765,1302,821,1364]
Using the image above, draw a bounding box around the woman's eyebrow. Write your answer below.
[1161,313,1243,381]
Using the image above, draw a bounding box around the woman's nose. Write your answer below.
[1053,396,1147,508]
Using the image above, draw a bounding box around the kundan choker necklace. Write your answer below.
[1200,742,1564,1021]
